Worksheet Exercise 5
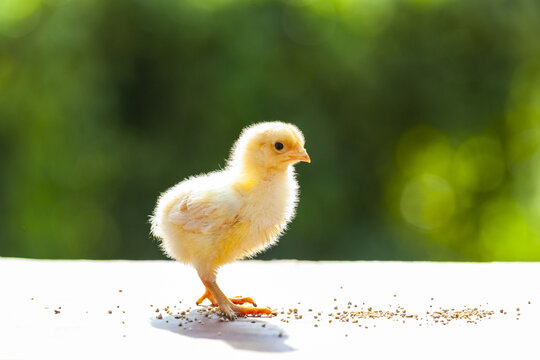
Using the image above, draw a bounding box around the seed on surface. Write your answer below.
[54,310,60,314]
[156,313,163,320]
[108,310,112,314]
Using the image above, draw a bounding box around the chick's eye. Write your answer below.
[274,142,284,151]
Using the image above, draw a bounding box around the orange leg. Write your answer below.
[197,272,275,319]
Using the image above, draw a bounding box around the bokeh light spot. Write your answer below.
[452,136,505,193]
[480,197,540,261]
[400,174,455,230]
[396,126,453,178]
[0,0,41,22]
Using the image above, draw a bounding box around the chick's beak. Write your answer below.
[289,146,311,163]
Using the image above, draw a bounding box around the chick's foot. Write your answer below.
[230,303,276,317]
[212,299,234,320]
[217,302,275,320]
[196,290,257,307]
[196,289,219,306]
[198,275,275,319]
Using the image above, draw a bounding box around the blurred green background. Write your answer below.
[1,0,540,261]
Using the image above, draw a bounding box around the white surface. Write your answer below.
[0,258,538,359]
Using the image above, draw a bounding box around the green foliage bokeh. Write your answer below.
[1,0,540,261]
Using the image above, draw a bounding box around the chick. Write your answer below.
[151,122,310,319]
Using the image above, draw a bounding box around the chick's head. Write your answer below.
[229,122,310,173]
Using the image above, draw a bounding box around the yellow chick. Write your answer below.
[151,122,310,319]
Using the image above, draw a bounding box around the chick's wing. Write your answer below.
[168,187,241,235]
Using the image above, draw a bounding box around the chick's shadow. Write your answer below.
[150,309,294,353]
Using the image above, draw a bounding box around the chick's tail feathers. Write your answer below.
[150,187,176,242]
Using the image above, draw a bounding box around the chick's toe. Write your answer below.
[229,296,257,307]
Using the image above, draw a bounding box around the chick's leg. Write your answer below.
[197,271,274,320]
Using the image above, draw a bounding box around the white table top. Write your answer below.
[0,258,538,359]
